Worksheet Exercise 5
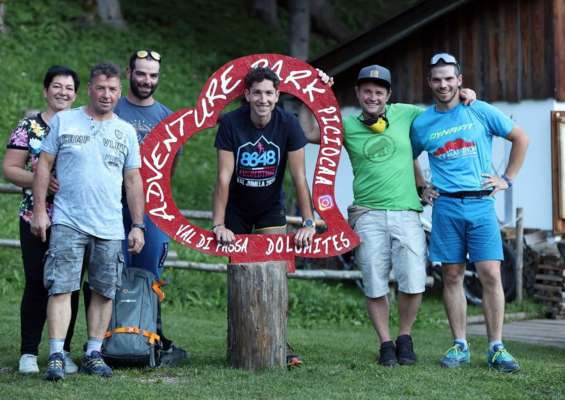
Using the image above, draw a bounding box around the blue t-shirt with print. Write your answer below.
[410,100,513,193]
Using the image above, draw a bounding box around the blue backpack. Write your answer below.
[102,267,165,368]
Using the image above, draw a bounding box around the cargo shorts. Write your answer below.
[44,224,124,299]
[353,210,427,298]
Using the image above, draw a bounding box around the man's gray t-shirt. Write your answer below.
[42,107,140,240]
[114,97,172,144]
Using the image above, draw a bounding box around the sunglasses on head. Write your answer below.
[430,53,458,66]
[136,50,161,62]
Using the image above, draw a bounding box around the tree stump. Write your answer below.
[227,261,287,370]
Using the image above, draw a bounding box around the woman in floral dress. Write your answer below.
[3,66,81,374]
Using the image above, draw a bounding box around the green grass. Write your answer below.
[0,290,563,400]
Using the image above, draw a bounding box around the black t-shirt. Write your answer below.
[214,105,307,215]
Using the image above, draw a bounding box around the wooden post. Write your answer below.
[227,261,287,370]
[515,207,524,302]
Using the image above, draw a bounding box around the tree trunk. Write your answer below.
[250,0,279,29]
[227,261,287,370]
[288,0,310,60]
[0,2,7,34]
[96,0,126,29]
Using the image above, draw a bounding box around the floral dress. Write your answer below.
[6,113,54,223]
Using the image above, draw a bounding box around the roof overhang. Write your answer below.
[311,0,472,76]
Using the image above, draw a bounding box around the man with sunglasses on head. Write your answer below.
[114,49,188,366]
[300,66,475,367]
[411,52,529,372]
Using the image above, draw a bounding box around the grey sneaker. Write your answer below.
[44,352,65,381]
[19,354,39,374]
[80,351,112,377]
[63,351,79,374]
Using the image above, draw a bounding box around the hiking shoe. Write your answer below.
[440,343,470,368]
[63,351,78,374]
[286,343,302,368]
[19,354,39,374]
[44,352,65,381]
[378,341,397,367]
[396,335,417,365]
[488,345,520,373]
[80,351,112,377]
[160,343,188,366]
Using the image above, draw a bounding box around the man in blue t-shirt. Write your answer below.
[212,67,316,367]
[411,53,529,373]
[114,49,187,366]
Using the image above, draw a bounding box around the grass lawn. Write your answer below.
[0,257,563,400]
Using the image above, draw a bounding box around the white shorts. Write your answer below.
[353,210,427,298]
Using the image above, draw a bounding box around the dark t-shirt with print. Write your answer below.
[214,105,307,215]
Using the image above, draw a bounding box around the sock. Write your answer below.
[85,338,103,356]
[454,338,468,350]
[49,339,65,356]
[489,340,503,352]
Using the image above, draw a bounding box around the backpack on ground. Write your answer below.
[102,267,166,368]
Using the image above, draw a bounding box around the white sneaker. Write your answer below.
[63,351,79,374]
[19,354,39,374]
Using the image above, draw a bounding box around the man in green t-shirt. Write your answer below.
[343,65,426,367]
[301,66,474,367]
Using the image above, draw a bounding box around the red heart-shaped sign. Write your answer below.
[140,54,359,271]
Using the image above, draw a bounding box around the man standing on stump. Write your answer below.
[212,66,316,366]
[411,53,529,372]
[32,62,145,380]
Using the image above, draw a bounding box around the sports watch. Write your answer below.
[302,218,315,229]
[131,223,146,233]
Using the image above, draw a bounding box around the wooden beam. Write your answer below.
[551,111,565,233]
[554,0,565,100]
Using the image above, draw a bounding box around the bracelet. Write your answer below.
[417,186,426,197]
[211,223,224,231]
[501,174,513,188]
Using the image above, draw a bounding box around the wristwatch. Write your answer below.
[131,223,146,233]
[302,218,315,229]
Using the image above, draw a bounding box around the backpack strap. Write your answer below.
[152,280,166,302]
[105,327,161,344]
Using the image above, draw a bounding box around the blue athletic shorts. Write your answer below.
[122,206,169,279]
[429,196,503,264]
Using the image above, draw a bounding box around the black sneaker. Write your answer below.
[396,335,417,365]
[44,352,65,381]
[160,343,188,367]
[378,341,397,367]
[80,351,112,377]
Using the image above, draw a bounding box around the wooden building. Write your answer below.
[313,0,565,106]
[304,0,565,232]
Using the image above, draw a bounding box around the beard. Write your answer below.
[434,87,460,105]
[130,77,157,100]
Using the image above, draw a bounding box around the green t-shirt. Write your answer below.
[343,103,423,211]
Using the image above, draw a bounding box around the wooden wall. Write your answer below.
[330,0,563,107]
